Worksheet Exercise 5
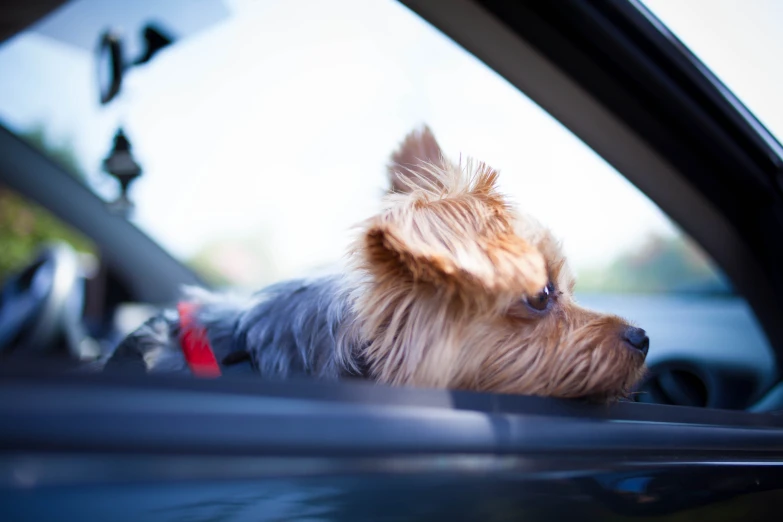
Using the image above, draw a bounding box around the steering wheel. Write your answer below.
[0,242,96,360]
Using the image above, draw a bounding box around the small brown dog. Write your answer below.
[111,126,648,401]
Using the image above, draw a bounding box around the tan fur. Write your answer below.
[387,125,451,193]
[341,127,647,400]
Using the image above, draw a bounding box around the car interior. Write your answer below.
[1,0,783,426]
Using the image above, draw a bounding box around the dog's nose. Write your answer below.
[623,327,649,357]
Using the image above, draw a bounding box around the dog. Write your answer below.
[107,126,648,401]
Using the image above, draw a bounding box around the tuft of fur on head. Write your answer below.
[338,126,647,400]
[387,125,451,194]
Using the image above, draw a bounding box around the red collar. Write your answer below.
[177,302,222,378]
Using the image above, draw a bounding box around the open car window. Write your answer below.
[0,0,737,291]
[0,0,777,410]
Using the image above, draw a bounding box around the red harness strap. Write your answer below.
[177,302,222,378]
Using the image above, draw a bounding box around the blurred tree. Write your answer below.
[0,126,95,281]
[186,234,278,290]
[577,233,731,295]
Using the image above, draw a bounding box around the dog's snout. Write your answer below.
[623,326,649,357]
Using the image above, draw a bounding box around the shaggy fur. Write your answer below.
[108,126,648,400]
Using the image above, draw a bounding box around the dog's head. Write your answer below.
[346,126,647,400]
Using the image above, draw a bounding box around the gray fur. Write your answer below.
[107,309,187,373]
[108,275,362,379]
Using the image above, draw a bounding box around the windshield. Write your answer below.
[0,0,762,294]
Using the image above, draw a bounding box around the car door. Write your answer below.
[2,0,783,521]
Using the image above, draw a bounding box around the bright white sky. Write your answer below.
[0,0,780,286]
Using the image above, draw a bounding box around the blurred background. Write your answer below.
[0,0,779,361]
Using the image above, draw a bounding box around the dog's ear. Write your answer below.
[387,126,451,193]
[363,165,548,298]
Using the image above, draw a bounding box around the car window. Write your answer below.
[0,0,774,388]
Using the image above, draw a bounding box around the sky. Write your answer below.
[0,0,780,287]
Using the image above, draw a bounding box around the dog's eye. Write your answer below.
[527,282,554,311]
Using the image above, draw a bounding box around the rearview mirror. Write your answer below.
[96,24,174,105]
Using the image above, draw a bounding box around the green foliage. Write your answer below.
[577,233,731,295]
[0,126,95,282]
[0,188,96,281]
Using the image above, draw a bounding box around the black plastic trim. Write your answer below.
[2,369,783,458]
